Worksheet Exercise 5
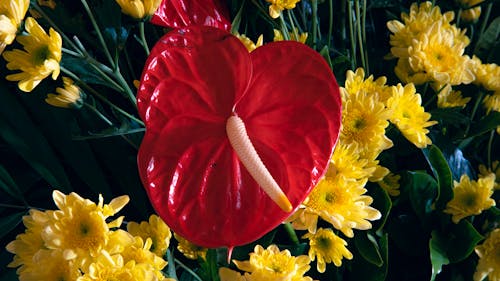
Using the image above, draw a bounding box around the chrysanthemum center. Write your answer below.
[462,193,477,207]
[33,45,50,65]
[317,236,332,250]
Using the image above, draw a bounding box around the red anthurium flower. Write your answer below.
[137,25,341,248]
[151,0,231,31]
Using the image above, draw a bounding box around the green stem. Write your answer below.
[138,22,150,55]
[284,222,300,245]
[362,0,369,73]
[456,8,462,27]
[114,68,137,107]
[83,103,113,125]
[464,91,485,137]
[175,259,202,281]
[0,203,38,210]
[279,13,291,40]
[288,10,299,40]
[61,67,144,126]
[327,0,333,49]
[487,130,494,168]
[478,3,492,40]
[355,0,366,70]
[311,0,318,49]
[80,0,116,69]
[347,0,356,68]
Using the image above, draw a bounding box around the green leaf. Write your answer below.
[474,16,500,60]
[199,249,220,281]
[370,184,392,233]
[354,232,383,267]
[320,45,333,69]
[348,233,388,281]
[406,171,437,227]
[0,165,25,202]
[446,221,483,263]
[422,145,453,210]
[0,211,25,239]
[467,112,500,138]
[429,108,469,127]
[429,231,450,281]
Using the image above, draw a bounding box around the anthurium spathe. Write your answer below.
[151,0,230,31]
[137,25,341,248]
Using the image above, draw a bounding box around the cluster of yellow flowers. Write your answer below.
[6,191,172,281]
[387,1,500,128]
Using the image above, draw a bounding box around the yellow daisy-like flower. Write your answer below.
[478,161,500,190]
[236,33,264,52]
[437,84,471,108]
[46,77,84,109]
[394,57,430,85]
[473,59,500,92]
[387,83,437,148]
[265,0,301,19]
[174,233,207,260]
[304,175,381,238]
[408,22,475,86]
[20,249,82,281]
[378,172,401,196]
[219,267,248,281]
[77,251,158,281]
[340,89,393,154]
[0,0,29,53]
[327,143,376,183]
[42,190,129,263]
[115,0,162,19]
[233,244,313,281]
[444,174,496,223]
[387,1,468,58]
[483,91,500,114]
[303,228,353,272]
[3,17,62,92]
[344,68,393,103]
[121,237,167,280]
[461,6,481,23]
[127,214,172,257]
[474,228,500,281]
[273,28,308,43]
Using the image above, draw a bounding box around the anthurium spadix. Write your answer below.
[137,26,342,248]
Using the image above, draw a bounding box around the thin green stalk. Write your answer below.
[61,67,144,126]
[347,0,356,68]
[83,103,113,125]
[464,91,485,136]
[80,0,116,69]
[478,3,493,39]
[456,8,463,27]
[288,10,299,40]
[311,0,318,48]
[284,223,300,245]
[138,22,150,55]
[355,0,366,70]
[175,259,202,281]
[487,130,494,168]
[114,68,137,107]
[279,14,291,40]
[327,0,333,49]
[289,8,304,33]
[362,0,369,73]
[62,48,81,57]
[0,203,40,210]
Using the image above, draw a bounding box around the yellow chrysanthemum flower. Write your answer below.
[121,237,167,280]
[77,251,158,281]
[474,228,500,281]
[303,175,381,238]
[273,28,308,43]
[437,84,471,108]
[478,161,500,190]
[219,267,248,281]
[444,174,496,223]
[115,0,162,19]
[127,214,172,257]
[232,244,313,281]
[174,233,207,260]
[3,17,62,92]
[46,77,84,109]
[42,190,129,262]
[387,1,468,58]
[265,0,301,19]
[0,0,29,53]
[303,228,353,272]
[236,33,264,52]
[387,83,437,148]
[344,68,393,103]
[378,172,401,196]
[461,6,481,23]
[471,56,500,92]
[483,91,500,114]
[394,58,430,85]
[340,89,393,154]
[20,249,82,281]
[408,22,475,86]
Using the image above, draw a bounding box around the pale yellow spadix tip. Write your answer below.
[276,194,293,213]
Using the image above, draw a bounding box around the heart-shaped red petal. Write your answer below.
[137,26,341,248]
[151,0,231,31]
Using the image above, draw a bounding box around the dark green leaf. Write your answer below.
[474,16,500,60]
[0,211,25,239]
[422,145,453,210]
[347,233,388,281]
[370,184,392,233]
[446,221,483,263]
[354,232,383,267]
[467,112,500,138]
[429,231,450,281]
[429,108,469,126]
[0,165,25,202]
[199,249,220,281]
[320,45,333,69]
[406,171,437,227]
[61,57,119,90]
